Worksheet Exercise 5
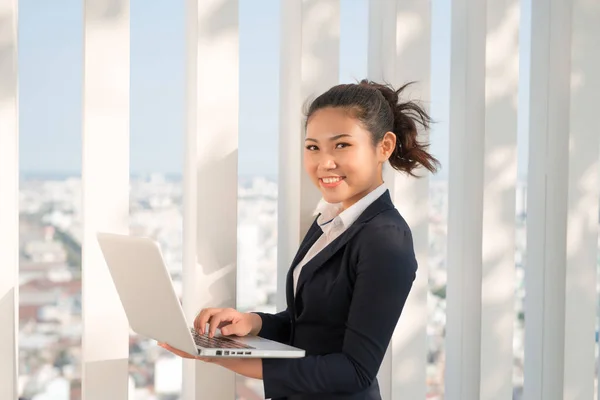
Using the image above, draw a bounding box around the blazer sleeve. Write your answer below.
[252,309,292,344]
[261,224,417,398]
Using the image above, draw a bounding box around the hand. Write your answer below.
[193,308,261,338]
[158,342,263,380]
[158,342,219,363]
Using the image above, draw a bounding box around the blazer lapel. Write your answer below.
[294,223,364,297]
[290,219,322,270]
[285,218,323,315]
[294,190,395,298]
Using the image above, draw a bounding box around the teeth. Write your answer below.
[322,177,342,184]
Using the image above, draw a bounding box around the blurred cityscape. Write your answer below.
[16,173,598,399]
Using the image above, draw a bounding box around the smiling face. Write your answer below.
[304,107,396,210]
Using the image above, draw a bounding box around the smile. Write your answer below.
[319,176,345,188]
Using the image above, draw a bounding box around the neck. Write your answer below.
[341,180,383,211]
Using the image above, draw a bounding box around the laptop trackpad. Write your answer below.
[233,335,296,350]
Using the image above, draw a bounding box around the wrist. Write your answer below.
[246,312,262,336]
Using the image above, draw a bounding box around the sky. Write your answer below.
[17,0,526,179]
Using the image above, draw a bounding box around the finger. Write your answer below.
[194,309,210,334]
[220,321,242,336]
[208,313,226,338]
[216,319,240,336]
[208,310,236,338]
[194,308,222,334]
[217,320,230,330]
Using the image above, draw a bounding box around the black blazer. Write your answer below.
[254,190,418,400]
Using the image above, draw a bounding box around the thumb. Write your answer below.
[221,323,241,336]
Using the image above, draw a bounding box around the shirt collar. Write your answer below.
[313,183,388,233]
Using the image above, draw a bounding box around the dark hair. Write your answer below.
[305,79,440,176]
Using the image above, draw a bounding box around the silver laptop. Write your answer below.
[96,232,304,359]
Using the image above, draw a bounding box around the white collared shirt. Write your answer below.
[292,183,388,296]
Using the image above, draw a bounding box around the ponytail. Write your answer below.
[306,79,440,176]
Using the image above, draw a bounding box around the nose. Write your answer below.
[319,157,337,170]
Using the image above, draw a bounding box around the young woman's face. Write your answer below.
[304,107,395,209]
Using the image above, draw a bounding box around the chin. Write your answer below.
[321,192,348,205]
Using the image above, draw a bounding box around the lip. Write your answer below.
[319,176,345,189]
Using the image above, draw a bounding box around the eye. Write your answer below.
[305,145,319,151]
[335,142,350,149]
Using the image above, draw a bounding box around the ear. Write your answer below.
[378,131,396,162]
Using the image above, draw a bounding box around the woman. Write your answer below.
[161,80,439,399]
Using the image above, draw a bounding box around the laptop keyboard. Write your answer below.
[190,328,255,349]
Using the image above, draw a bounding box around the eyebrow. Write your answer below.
[305,134,352,143]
